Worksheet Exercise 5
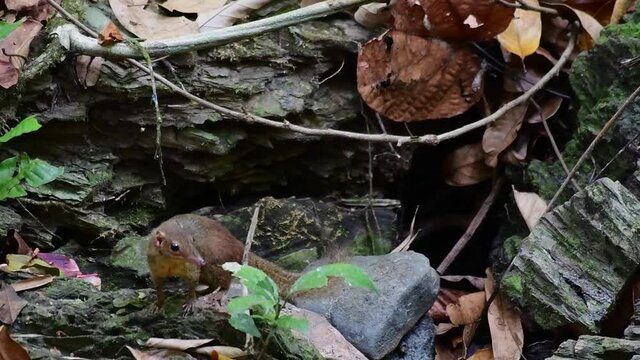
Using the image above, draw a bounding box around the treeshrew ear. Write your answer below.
[154,230,166,248]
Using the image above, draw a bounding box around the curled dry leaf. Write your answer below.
[421,0,515,41]
[561,4,603,42]
[357,30,483,122]
[497,0,542,59]
[354,3,391,29]
[512,186,547,230]
[198,0,273,31]
[611,0,635,24]
[98,21,123,46]
[391,0,429,37]
[11,274,54,292]
[443,143,492,187]
[109,0,198,40]
[446,291,485,325]
[12,232,32,256]
[428,287,469,322]
[525,96,562,123]
[482,101,529,167]
[75,55,105,88]
[485,268,523,360]
[0,325,30,360]
[0,19,42,89]
[500,126,533,165]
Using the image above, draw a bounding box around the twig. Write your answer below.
[530,99,580,191]
[242,206,260,265]
[546,81,640,210]
[53,0,376,58]
[437,177,504,274]
[592,132,640,182]
[495,0,558,15]
[47,2,576,147]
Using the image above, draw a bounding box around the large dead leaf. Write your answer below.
[357,30,483,122]
[482,101,529,167]
[354,3,391,29]
[198,0,272,30]
[5,0,55,21]
[485,269,523,360]
[497,0,541,58]
[429,288,469,322]
[109,0,198,40]
[0,19,42,89]
[146,337,245,357]
[525,97,562,123]
[468,347,494,360]
[0,284,27,324]
[421,0,515,41]
[10,275,53,292]
[562,4,603,42]
[512,187,547,230]
[391,0,429,37]
[0,325,30,360]
[160,0,226,14]
[443,143,492,186]
[127,346,195,360]
[446,291,485,325]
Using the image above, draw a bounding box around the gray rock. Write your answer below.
[110,235,149,276]
[546,336,640,359]
[383,315,435,360]
[502,178,640,332]
[292,251,440,359]
[0,205,21,236]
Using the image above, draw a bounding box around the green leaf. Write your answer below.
[21,159,64,187]
[5,254,63,276]
[0,116,41,143]
[0,156,17,183]
[0,20,22,41]
[289,263,378,296]
[227,294,274,315]
[276,315,309,334]
[0,183,27,200]
[229,313,261,338]
[233,265,279,302]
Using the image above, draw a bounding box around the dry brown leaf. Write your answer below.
[561,4,603,41]
[482,101,529,167]
[468,347,494,360]
[198,0,272,31]
[145,338,245,357]
[10,275,53,292]
[421,0,515,41]
[127,346,191,360]
[391,0,429,37]
[0,284,27,324]
[109,0,198,40]
[485,268,523,360]
[354,3,391,29]
[0,19,41,89]
[75,55,105,87]
[443,143,492,186]
[282,304,368,360]
[497,0,541,58]
[446,291,485,325]
[0,325,30,360]
[357,30,483,122]
[500,126,533,165]
[429,288,469,322]
[611,0,635,24]
[463,321,480,354]
[512,187,547,230]
[525,97,562,123]
[5,0,55,21]
[12,232,32,256]
[98,21,123,45]
[435,322,458,335]
[160,0,226,14]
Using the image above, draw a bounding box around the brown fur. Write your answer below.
[147,214,300,309]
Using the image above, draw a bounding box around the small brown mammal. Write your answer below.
[147,213,299,311]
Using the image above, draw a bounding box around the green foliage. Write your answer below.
[0,116,64,201]
[0,20,22,41]
[223,262,377,348]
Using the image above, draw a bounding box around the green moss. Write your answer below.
[350,231,392,256]
[502,273,524,298]
[276,248,318,271]
[110,235,149,276]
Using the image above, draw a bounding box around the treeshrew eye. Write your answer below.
[170,242,180,252]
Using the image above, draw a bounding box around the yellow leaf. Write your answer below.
[611,0,636,25]
[496,0,541,58]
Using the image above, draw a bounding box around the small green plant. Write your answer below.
[0,116,64,201]
[222,262,378,358]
